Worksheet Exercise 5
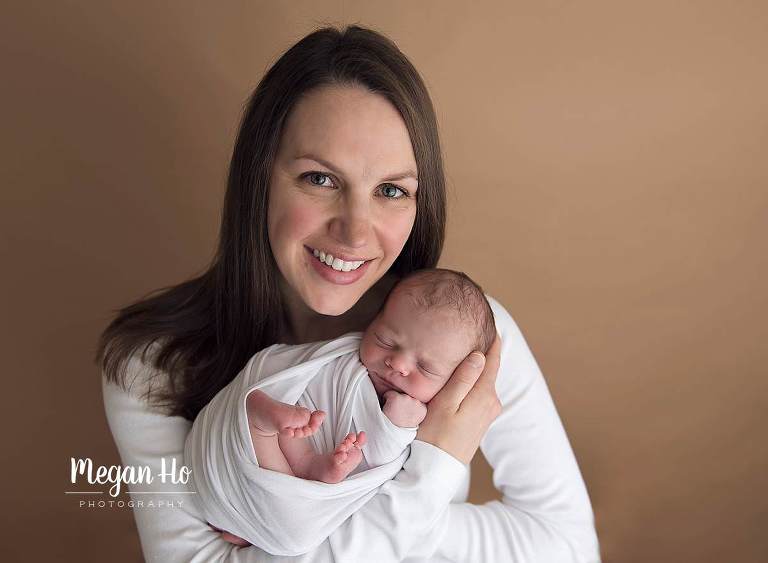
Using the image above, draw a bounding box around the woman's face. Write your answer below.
[268,85,419,316]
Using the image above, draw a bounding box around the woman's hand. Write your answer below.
[416,333,502,465]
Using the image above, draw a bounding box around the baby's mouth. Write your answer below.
[370,371,399,393]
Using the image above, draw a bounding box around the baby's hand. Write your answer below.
[382,390,427,428]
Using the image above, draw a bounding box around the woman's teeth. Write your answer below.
[312,249,365,272]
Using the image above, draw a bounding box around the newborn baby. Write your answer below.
[184,267,496,554]
[246,267,497,484]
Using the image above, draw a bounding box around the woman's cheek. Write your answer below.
[397,208,417,245]
[281,199,323,240]
[376,206,416,253]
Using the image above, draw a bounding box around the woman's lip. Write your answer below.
[305,245,371,262]
[305,246,372,285]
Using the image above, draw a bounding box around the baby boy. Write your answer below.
[246,267,497,484]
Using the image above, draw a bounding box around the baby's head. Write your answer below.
[360,268,496,403]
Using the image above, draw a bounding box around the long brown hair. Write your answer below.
[96,25,447,420]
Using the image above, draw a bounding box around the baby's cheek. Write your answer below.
[358,335,375,366]
[418,379,444,403]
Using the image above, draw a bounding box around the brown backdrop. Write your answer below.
[2,2,766,562]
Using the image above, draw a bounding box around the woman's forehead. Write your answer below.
[280,86,417,175]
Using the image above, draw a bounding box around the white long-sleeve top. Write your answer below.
[102,296,601,562]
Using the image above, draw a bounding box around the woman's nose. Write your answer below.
[328,195,371,248]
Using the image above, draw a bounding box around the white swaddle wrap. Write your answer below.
[184,333,417,556]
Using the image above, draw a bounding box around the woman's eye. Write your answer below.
[303,174,408,198]
[379,184,408,199]
[303,172,334,188]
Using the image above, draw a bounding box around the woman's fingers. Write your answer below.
[461,333,502,414]
[415,332,504,464]
[432,350,486,411]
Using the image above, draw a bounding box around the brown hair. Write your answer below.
[96,25,447,420]
[386,268,497,354]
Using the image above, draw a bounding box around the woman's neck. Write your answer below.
[279,273,399,345]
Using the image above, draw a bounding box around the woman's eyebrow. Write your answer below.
[294,153,418,182]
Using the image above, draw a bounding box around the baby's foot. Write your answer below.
[246,389,325,438]
[315,431,367,484]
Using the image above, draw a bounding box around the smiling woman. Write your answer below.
[98,26,446,420]
[98,23,599,562]
[269,85,420,319]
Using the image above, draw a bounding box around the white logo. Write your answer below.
[67,457,192,498]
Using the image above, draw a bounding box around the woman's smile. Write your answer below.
[267,84,418,316]
[305,245,374,285]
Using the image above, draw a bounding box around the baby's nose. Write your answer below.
[385,356,409,376]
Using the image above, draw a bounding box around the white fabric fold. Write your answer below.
[184,333,417,556]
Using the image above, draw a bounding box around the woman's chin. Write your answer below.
[306,292,360,317]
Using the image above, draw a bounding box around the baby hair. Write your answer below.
[385,268,496,354]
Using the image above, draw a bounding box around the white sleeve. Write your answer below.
[102,299,600,562]
[102,355,468,563]
[428,296,601,562]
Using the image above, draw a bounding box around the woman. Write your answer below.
[99,25,600,562]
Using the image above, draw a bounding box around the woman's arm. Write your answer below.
[430,296,601,562]
[103,297,599,562]
[103,356,468,562]
[102,374,241,562]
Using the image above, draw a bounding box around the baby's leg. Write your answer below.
[249,432,294,475]
[279,431,367,484]
[246,390,325,475]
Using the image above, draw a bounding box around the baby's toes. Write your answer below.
[286,426,305,438]
[307,410,325,431]
[335,442,363,469]
[333,448,349,465]
[287,405,312,427]
[342,432,356,445]
[291,411,325,438]
[335,439,350,453]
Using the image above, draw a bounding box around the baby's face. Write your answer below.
[359,289,476,403]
